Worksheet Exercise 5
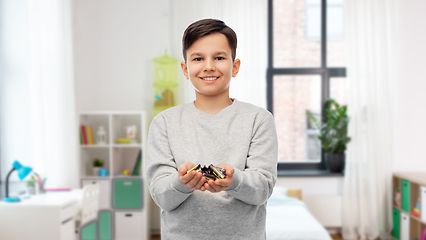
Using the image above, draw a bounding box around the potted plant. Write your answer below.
[27,178,36,195]
[306,99,351,173]
[92,158,104,176]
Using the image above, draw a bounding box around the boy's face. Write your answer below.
[181,33,240,98]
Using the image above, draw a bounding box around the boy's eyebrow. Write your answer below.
[189,51,229,58]
[189,52,203,58]
[214,51,229,56]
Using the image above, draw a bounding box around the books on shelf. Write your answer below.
[87,126,94,144]
[80,125,95,145]
[131,150,142,176]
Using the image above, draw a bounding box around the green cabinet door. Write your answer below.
[392,208,400,240]
[99,210,112,240]
[81,221,97,240]
[113,178,143,209]
[401,179,410,212]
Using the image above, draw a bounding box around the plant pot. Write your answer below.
[325,153,345,173]
[93,167,102,176]
[27,186,36,195]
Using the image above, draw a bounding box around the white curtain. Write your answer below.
[342,0,397,239]
[169,0,267,109]
[27,0,78,188]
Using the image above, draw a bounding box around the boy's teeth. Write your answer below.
[202,77,218,81]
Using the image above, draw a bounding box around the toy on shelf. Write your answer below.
[96,126,107,145]
[394,187,401,207]
[126,125,138,143]
[153,50,179,116]
[410,197,420,218]
[99,168,108,177]
[116,125,139,144]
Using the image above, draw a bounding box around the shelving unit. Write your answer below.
[392,172,426,240]
[78,111,149,240]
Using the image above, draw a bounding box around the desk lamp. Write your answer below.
[4,160,32,202]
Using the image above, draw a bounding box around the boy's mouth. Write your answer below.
[200,76,219,82]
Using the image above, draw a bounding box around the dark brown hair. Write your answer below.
[182,19,237,62]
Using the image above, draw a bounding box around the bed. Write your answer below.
[266,187,332,240]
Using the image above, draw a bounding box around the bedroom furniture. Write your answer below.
[78,111,149,240]
[112,178,144,239]
[392,172,426,240]
[266,187,332,240]
[98,210,114,239]
[0,190,82,240]
[77,183,100,240]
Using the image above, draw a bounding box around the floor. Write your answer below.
[151,235,161,240]
[151,234,344,240]
[330,234,344,240]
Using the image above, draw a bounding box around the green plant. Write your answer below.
[92,158,104,167]
[27,178,36,187]
[306,99,351,154]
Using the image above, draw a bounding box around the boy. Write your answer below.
[147,19,278,239]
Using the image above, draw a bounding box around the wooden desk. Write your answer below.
[0,190,82,240]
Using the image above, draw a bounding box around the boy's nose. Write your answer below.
[203,59,215,71]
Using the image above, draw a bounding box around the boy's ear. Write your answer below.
[181,61,189,80]
[232,58,241,78]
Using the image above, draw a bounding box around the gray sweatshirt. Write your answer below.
[146,99,278,240]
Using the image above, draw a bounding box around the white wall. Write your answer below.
[393,0,426,172]
[73,0,170,114]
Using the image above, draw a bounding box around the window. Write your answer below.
[0,0,32,195]
[267,0,347,174]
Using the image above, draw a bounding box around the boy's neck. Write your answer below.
[194,93,234,115]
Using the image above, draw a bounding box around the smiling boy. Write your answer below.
[147,19,278,239]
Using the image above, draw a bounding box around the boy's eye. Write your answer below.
[216,57,225,60]
[193,57,202,61]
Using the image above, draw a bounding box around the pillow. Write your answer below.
[267,186,305,207]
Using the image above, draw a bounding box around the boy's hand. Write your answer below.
[204,163,234,193]
[178,162,206,191]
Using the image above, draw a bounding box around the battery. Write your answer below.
[186,163,201,174]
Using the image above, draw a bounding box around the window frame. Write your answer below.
[267,0,346,175]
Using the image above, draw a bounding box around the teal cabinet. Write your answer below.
[113,178,143,209]
[98,210,113,240]
[392,208,400,240]
[81,221,97,240]
[401,179,410,212]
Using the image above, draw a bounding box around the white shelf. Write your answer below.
[392,173,426,240]
[112,144,143,148]
[78,111,149,240]
[80,144,110,148]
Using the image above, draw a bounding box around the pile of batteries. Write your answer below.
[186,163,227,181]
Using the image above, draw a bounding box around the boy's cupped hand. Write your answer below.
[204,163,234,193]
[178,162,207,191]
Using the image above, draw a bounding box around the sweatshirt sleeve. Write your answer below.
[225,112,278,206]
[146,115,194,211]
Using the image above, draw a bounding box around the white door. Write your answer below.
[400,212,409,240]
[115,211,143,240]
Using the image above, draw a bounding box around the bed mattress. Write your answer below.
[266,187,332,240]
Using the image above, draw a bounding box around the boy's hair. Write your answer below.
[182,19,237,62]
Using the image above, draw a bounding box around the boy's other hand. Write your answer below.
[204,163,234,193]
[178,162,206,191]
